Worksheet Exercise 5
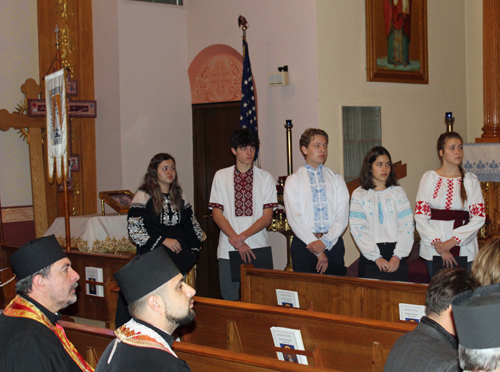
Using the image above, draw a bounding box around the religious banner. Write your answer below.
[45,69,68,184]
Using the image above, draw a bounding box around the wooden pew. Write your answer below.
[60,320,339,372]
[240,264,428,322]
[1,244,133,321]
[177,296,416,372]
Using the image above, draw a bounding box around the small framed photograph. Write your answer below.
[99,190,135,215]
[69,156,80,172]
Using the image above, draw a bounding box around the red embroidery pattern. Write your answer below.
[433,178,443,199]
[263,203,278,210]
[469,203,486,218]
[234,167,253,217]
[431,238,441,246]
[415,201,431,216]
[452,236,461,244]
[209,203,224,211]
[445,179,454,210]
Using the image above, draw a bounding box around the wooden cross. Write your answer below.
[26,77,97,119]
[0,79,49,238]
[0,77,97,239]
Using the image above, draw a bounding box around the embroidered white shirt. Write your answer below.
[350,186,414,261]
[415,171,485,261]
[209,166,278,259]
[284,164,349,250]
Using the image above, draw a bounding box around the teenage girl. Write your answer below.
[415,132,485,277]
[350,146,414,280]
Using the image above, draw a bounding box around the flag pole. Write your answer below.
[55,26,72,252]
[238,15,248,41]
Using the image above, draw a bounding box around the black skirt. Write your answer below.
[358,242,408,282]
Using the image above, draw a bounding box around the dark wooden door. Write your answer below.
[192,102,240,298]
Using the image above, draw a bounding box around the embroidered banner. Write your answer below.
[45,69,68,184]
[463,143,500,182]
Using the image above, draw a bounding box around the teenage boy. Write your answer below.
[284,128,349,275]
[209,128,278,301]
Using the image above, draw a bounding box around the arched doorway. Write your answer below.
[188,45,243,298]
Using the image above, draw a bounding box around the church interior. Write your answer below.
[1,0,500,369]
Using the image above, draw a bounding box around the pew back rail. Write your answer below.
[240,264,428,322]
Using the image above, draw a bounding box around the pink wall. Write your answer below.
[93,0,123,214]
[93,1,193,211]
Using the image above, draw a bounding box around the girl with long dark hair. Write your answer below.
[415,132,485,277]
[350,146,414,280]
[127,153,203,274]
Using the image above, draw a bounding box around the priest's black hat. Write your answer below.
[452,283,500,349]
[115,248,180,304]
[9,235,67,280]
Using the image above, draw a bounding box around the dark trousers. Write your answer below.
[358,242,408,282]
[291,236,346,276]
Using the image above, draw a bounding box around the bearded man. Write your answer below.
[96,248,195,372]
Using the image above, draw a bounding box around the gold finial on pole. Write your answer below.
[238,15,249,40]
[445,112,455,132]
[285,120,293,175]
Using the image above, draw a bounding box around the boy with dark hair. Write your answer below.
[230,128,260,150]
[384,267,479,372]
[209,128,277,300]
[284,128,349,275]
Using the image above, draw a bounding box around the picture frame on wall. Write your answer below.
[366,0,428,84]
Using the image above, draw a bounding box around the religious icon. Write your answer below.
[382,0,412,69]
[366,0,428,84]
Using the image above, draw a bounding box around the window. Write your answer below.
[342,106,381,182]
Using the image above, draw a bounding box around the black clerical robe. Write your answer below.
[0,295,88,372]
[95,318,191,372]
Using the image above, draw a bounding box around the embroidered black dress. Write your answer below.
[127,189,203,275]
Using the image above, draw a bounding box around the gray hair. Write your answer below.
[459,345,500,371]
[15,264,53,295]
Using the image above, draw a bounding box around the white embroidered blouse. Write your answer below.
[349,186,414,261]
[415,170,485,261]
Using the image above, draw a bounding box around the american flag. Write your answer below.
[240,39,258,135]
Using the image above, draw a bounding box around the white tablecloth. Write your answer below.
[44,214,136,254]
[463,143,500,182]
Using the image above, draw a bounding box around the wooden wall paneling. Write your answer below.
[480,0,500,141]
[37,0,97,227]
